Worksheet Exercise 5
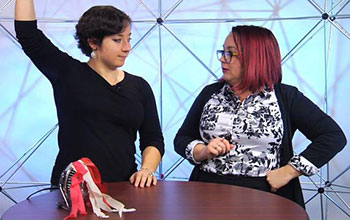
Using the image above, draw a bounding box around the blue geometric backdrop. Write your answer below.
[0,1,349,219]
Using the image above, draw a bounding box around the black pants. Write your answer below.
[190,168,272,193]
[189,166,306,209]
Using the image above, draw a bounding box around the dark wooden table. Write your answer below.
[1,181,308,220]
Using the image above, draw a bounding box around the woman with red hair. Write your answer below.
[174,25,346,208]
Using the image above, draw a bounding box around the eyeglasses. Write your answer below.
[216,50,239,63]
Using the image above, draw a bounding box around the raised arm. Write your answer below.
[15,0,36,21]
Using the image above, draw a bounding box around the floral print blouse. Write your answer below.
[185,83,318,177]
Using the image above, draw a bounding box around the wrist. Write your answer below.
[193,144,207,161]
[284,164,302,179]
[140,167,155,175]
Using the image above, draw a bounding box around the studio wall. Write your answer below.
[0,0,349,219]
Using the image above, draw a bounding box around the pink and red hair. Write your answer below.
[230,25,282,93]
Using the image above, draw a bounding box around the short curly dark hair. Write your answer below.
[75,5,131,57]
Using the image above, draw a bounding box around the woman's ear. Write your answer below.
[87,38,98,51]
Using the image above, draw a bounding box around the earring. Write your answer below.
[90,51,96,59]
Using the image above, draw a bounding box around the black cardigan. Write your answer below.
[174,81,346,208]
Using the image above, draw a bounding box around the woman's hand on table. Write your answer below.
[129,167,157,188]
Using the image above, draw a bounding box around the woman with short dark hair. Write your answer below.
[15,1,164,188]
[75,5,131,57]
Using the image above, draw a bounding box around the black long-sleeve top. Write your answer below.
[15,20,164,185]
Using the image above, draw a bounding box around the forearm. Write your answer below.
[141,146,162,173]
[15,0,36,20]
[193,143,207,161]
[283,164,302,179]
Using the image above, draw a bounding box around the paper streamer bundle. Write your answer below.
[59,157,136,219]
